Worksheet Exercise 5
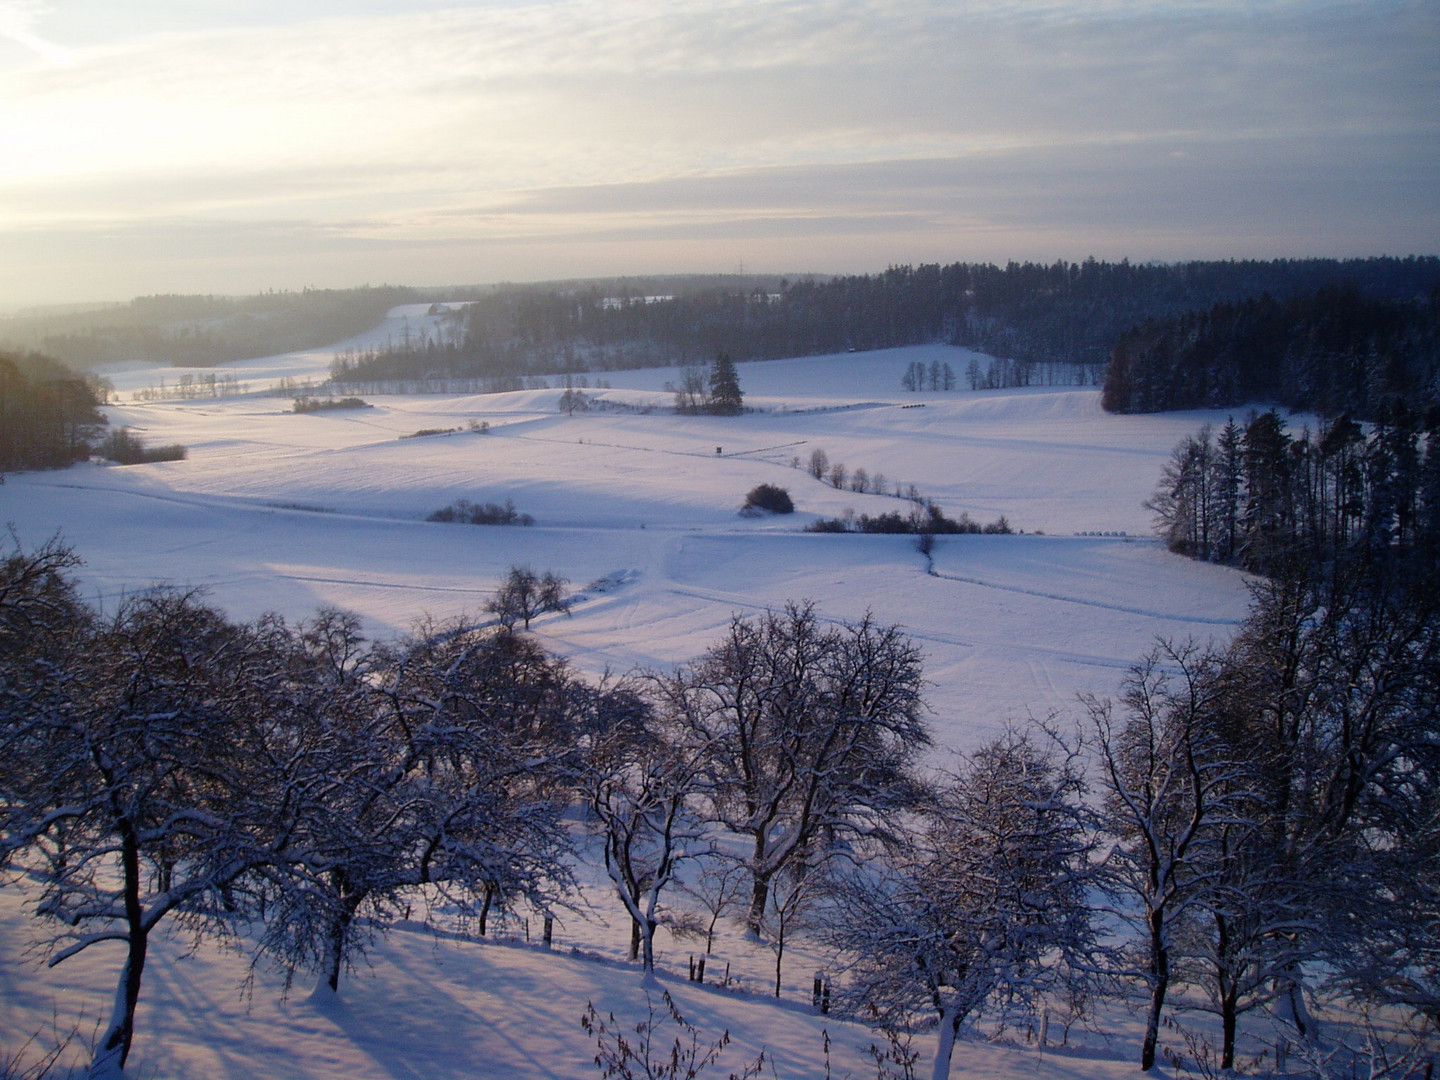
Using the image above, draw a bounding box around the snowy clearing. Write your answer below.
[0,307,1271,1077]
[3,314,1254,747]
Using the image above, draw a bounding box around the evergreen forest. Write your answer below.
[328,258,1440,401]
[1,286,419,369]
[1104,284,1440,418]
[0,349,108,471]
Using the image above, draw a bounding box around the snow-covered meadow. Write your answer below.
[3,305,1253,746]
[1,304,1264,1078]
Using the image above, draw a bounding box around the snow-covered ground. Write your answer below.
[1,308,1266,1077]
[0,878,1162,1080]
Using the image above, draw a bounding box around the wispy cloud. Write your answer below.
[0,0,69,64]
[0,0,1435,301]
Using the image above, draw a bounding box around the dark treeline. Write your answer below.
[1134,407,1440,1071]
[2,286,419,368]
[1087,566,1440,1071]
[328,258,1440,387]
[1105,283,1440,418]
[805,502,1012,536]
[0,349,108,470]
[1148,406,1440,581]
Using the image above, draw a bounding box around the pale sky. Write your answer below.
[0,0,1436,305]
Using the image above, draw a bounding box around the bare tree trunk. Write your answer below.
[325,908,352,993]
[477,882,494,937]
[1274,969,1315,1041]
[746,864,773,934]
[931,1004,963,1080]
[1141,912,1170,1071]
[324,885,364,993]
[91,827,147,1077]
[1221,994,1238,1072]
[90,937,147,1079]
[1216,912,1238,1071]
[773,929,784,998]
[640,918,656,973]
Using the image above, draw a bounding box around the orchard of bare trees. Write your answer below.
[2,534,1435,1080]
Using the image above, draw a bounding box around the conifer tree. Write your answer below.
[708,352,743,415]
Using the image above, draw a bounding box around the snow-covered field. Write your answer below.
[1,305,1263,1077]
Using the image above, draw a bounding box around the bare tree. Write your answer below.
[0,582,308,1077]
[559,383,589,416]
[808,448,829,481]
[758,859,825,999]
[673,363,709,414]
[583,709,711,977]
[830,728,1102,1080]
[656,602,929,932]
[1146,426,1215,558]
[262,621,583,993]
[1086,641,1250,1072]
[1091,564,1440,1070]
[676,859,748,956]
[487,565,573,630]
[1211,568,1440,1048]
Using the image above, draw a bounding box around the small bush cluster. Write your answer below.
[806,503,1011,536]
[292,396,370,413]
[427,498,534,526]
[98,427,187,465]
[401,419,488,439]
[742,484,794,515]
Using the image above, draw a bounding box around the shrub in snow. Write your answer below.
[741,484,794,515]
[581,990,765,1079]
[98,426,187,464]
[427,498,534,526]
[292,396,370,413]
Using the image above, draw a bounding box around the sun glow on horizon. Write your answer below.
[0,0,1435,304]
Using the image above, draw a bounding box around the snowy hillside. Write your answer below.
[3,311,1253,747]
[0,308,1266,1078]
